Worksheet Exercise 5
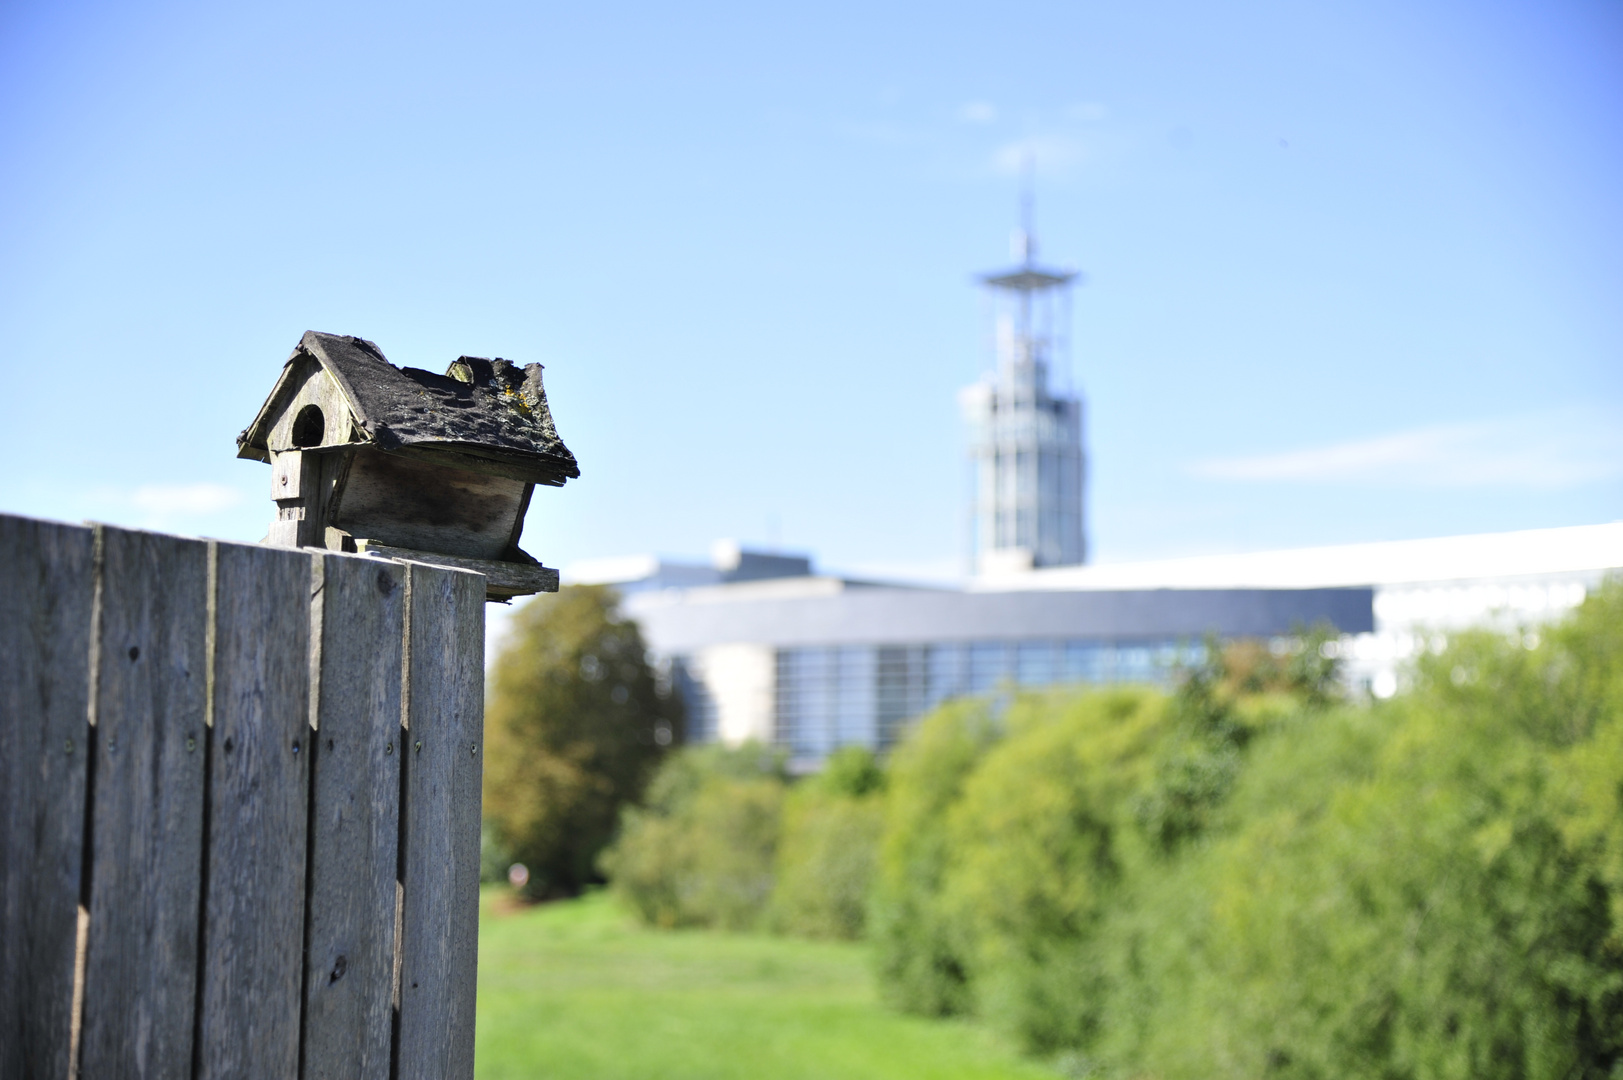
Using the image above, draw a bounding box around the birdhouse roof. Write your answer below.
[237,331,580,486]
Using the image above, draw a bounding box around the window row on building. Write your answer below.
[672,638,1205,763]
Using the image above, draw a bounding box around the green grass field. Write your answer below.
[475,889,1063,1080]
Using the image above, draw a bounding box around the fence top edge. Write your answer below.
[0,509,97,538]
[2,512,235,551]
[0,511,489,585]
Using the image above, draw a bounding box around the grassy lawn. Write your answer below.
[475,889,1063,1080]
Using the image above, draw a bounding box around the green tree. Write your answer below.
[482,585,682,899]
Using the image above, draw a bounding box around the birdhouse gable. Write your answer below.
[238,352,362,460]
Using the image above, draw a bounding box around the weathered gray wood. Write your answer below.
[78,526,209,1079]
[334,448,528,561]
[273,449,307,499]
[196,541,313,1080]
[354,540,558,600]
[268,449,342,549]
[395,562,486,1080]
[300,554,405,1080]
[0,515,93,1080]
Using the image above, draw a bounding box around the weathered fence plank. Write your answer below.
[196,541,314,1080]
[395,562,486,1080]
[0,517,93,1080]
[2,514,489,1079]
[300,554,406,1080]
[79,526,210,1079]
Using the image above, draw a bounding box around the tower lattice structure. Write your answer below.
[961,217,1086,574]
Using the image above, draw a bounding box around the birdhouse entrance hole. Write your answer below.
[291,404,325,448]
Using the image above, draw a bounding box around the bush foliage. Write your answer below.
[872,587,1623,1078]
[603,742,890,938]
[869,698,1003,1016]
[600,743,789,930]
[771,746,887,939]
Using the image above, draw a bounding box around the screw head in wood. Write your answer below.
[415,740,422,753]
[386,742,393,755]
[64,738,74,754]
[186,736,196,752]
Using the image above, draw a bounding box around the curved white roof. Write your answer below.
[972,523,1623,592]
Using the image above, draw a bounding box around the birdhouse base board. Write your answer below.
[353,540,560,601]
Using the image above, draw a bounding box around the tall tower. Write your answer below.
[960,204,1086,574]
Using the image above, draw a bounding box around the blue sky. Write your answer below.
[2,0,1619,581]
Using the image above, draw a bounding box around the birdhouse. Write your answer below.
[237,331,579,601]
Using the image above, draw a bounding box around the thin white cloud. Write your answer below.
[73,480,254,533]
[991,134,1089,178]
[131,483,244,515]
[1067,101,1109,122]
[959,101,997,124]
[1191,410,1623,489]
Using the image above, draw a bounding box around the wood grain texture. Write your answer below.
[0,514,93,1080]
[79,526,209,1079]
[333,448,526,561]
[353,541,557,600]
[300,553,404,1080]
[196,541,313,1080]
[395,562,485,1080]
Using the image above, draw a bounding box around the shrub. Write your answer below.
[771,746,887,940]
[600,743,787,929]
[870,698,1003,1016]
[1130,586,1623,1079]
[871,590,1623,1077]
[940,687,1166,1053]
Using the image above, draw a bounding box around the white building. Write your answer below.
[568,523,1619,769]
[973,522,1623,701]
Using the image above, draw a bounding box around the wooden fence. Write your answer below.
[0,512,486,1080]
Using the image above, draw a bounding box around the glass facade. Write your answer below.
[769,638,1204,760]
[773,646,877,760]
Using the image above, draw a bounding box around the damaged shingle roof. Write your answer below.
[238,331,580,486]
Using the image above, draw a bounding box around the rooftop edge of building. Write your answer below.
[969,522,1623,593]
